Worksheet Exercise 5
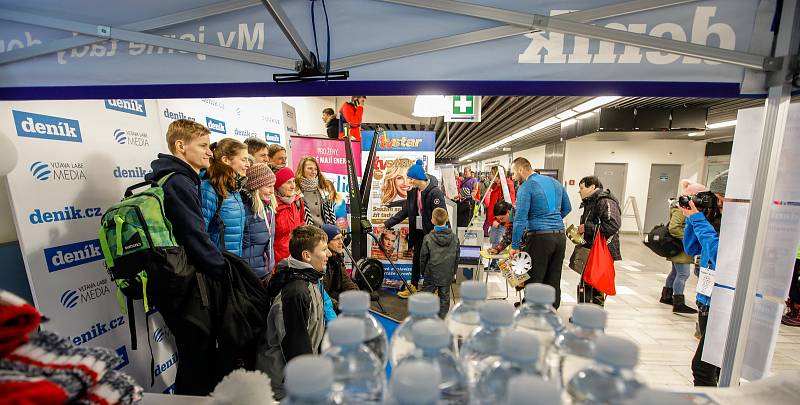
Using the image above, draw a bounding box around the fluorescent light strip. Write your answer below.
[706,120,737,129]
[687,132,703,137]
[459,96,621,162]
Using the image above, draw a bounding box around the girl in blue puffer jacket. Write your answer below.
[201,138,250,257]
[241,163,277,280]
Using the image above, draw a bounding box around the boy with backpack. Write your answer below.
[145,119,227,395]
[419,208,460,319]
[258,225,331,400]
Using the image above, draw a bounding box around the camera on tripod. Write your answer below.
[678,191,716,209]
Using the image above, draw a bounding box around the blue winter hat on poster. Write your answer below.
[322,224,342,242]
[407,159,427,181]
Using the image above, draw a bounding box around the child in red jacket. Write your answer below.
[338,96,366,141]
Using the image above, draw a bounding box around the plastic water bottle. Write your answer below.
[390,292,441,367]
[567,335,644,404]
[337,290,389,367]
[402,319,469,404]
[387,360,441,405]
[545,303,607,389]
[514,283,565,353]
[459,300,515,386]
[623,388,694,405]
[322,317,385,404]
[282,355,336,405]
[445,281,486,356]
[475,330,542,404]
[506,375,561,405]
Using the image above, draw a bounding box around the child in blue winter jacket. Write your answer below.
[682,170,727,387]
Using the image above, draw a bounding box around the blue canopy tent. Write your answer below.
[1,0,798,387]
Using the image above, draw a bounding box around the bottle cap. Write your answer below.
[479,301,514,326]
[506,375,560,405]
[285,355,333,399]
[500,330,539,363]
[390,361,440,404]
[412,319,451,350]
[409,292,439,317]
[595,335,639,369]
[339,290,370,313]
[571,303,607,330]
[524,283,556,305]
[327,317,365,347]
[460,281,487,301]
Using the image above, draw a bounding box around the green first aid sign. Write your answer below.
[445,95,481,122]
[452,96,474,115]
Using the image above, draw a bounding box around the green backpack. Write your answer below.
[98,173,179,349]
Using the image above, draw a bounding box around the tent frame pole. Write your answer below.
[259,0,314,68]
[718,0,800,387]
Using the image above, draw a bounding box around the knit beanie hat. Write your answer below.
[407,159,427,181]
[709,170,729,196]
[245,163,276,191]
[322,224,342,242]
[680,179,706,196]
[274,167,295,189]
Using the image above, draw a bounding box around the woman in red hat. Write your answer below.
[273,167,306,270]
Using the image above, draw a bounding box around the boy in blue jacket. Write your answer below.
[682,170,727,387]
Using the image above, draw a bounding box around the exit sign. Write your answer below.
[445,95,481,122]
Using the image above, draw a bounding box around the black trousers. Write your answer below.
[692,306,720,387]
[523,232,567,309]
[411,233,424,287]
[789,258,800,304]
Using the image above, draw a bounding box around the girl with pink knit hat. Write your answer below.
[660,179,705,314]
[241,163,277,280]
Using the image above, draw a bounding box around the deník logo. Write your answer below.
[60,289,79,309]
[30,161,50,181]
[114,129,127,144]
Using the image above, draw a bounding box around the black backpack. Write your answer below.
[643,224,684,258]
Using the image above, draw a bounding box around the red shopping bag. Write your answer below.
[582,232,616,296]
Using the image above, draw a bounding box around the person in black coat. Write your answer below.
[322,108,339,139]
[321,224,359,309]
[576,176,622,307]
[384,160,446,298]
[144,119,227,396]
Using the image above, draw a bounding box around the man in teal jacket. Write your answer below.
[682,170,727,387]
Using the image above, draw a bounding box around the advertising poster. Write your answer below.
[360,130,436,288]
[290,136,362,231]
[157,97,289,146]
[1,99,177,392]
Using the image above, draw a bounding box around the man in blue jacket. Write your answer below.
[146,119,227,395]
[509,157,572,308]
[682,170,727,387]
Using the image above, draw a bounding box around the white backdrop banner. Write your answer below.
[1,99,178,392]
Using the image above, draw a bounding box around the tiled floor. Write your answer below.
[482,234,800,390]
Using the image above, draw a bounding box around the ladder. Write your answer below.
[622,196,644,238]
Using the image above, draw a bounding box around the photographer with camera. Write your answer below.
[681,170,727,387]
[338,96,366,141]
[661,180,706,314]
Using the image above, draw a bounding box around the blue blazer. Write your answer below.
[201,180,246,257]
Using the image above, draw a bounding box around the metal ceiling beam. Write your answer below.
[378,0,772,71]
[0,8,297,69]
[340,0,702,70]
[260,0,314,67]
[0,0,264,65]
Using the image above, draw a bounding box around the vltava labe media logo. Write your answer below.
[13,110,82,143]
[29,160,86,182]
[113,128,150,147]
[59,278,112,310]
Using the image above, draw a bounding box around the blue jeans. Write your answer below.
[665,262,691,295]
[488,225,504,270]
